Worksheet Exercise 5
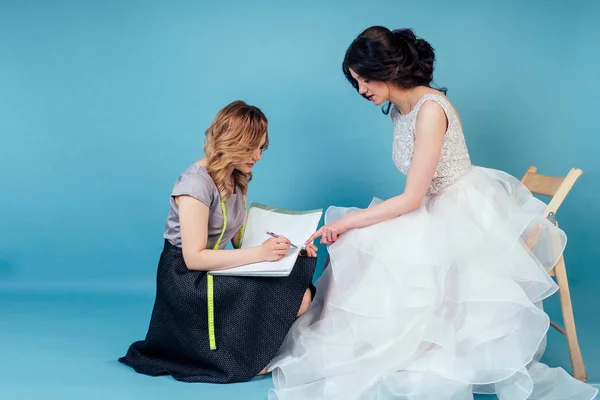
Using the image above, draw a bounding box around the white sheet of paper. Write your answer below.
[210,203,322,277]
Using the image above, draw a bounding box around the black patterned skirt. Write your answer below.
[119,240,317,383]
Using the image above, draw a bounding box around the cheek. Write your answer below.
[375,83,387,95]
[234,162,247,171]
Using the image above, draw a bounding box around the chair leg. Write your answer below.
[553,255,587,382]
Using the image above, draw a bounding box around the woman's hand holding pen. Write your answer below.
[259,236,291,261]
[259,233,318,261]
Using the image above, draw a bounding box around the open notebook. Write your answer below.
[210,202,322,277]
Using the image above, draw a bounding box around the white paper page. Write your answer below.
[210,248,302,276]
[211,205,322,276]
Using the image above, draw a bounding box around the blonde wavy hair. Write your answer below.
[204,100,269,200]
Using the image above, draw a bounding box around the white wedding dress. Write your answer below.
[268,94,597,400]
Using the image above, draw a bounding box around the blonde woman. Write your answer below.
[119,100,317,383]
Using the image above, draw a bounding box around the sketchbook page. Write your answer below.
[210,248,302,277]
[210,203,322,276]
[240,203,323,250]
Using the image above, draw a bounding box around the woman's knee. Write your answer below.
[297,288,312,317]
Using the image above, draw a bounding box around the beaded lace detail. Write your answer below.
[391,94,471,195]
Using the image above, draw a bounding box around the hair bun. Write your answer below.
[392,28,435,82]
[392,28,418,44]
[393,29,434,63]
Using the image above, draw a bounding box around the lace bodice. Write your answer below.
[391,94,471,195]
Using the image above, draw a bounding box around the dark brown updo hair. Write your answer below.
[343,26,445,114]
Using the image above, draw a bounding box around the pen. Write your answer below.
[265,231,298,249]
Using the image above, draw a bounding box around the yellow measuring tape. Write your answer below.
[207,197,247,351]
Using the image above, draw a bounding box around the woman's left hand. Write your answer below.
[305,219,350,245]
[301,243,318,257]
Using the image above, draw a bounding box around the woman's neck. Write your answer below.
[390,86,420,115]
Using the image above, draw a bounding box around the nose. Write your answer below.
[253,147,262,161]
[358,82,367,95]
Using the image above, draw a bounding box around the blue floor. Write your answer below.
[1,284,597,400]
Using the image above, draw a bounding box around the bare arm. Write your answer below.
[306,101,448,244]
[178,196,290,271]
[344,101,448,228]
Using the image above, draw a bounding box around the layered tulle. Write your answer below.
[269,166,597,400]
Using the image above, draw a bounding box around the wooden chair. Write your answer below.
[521,166,587,382]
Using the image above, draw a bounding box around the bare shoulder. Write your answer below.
[415,100,448,135]
[419,89,462,131]
[418,99,446,117]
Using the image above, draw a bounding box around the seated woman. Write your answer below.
[268,27,597,400]
[119,100,317,383]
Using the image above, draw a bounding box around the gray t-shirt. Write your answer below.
[164,164,246,249]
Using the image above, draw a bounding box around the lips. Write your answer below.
[366,94,375,101]
[246,163,255,168]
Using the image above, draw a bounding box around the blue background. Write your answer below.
[1,0,598,398]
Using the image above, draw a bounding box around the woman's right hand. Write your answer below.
[259,236,291,261]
